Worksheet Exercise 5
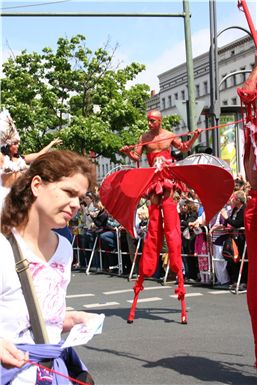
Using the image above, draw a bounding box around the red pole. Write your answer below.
[238,0,257,48]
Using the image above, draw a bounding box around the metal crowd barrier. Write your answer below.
[162,226,212,286]
[70,225,248,295]
[210,227,247,294]
[71,227,124,276]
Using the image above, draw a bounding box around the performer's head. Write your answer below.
[147,109,162,131]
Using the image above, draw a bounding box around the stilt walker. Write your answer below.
[237,0,257,367]
[100,110,234,326]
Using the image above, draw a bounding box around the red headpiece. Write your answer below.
[147,110,162,121]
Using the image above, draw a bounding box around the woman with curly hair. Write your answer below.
[0,150,96,384]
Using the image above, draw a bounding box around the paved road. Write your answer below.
[66,272,257,385]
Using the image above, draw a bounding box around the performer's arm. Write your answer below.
[172,128,202,153]
[120,136,143,161]
[24,138,62,164]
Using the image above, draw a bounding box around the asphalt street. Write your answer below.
[65,272,257,385]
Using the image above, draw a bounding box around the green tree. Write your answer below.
[1,35,151,161]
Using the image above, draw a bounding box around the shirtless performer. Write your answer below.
[120,109,201,323]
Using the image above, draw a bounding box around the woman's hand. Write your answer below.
[0,339,28,368]
[63,311,101,332]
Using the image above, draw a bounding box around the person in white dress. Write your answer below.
[0,109,62,209]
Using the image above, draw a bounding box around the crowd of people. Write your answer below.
[70,192,149,275]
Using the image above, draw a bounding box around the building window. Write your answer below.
[231,49,235,56]
[196,84,200,98]
[162,97,166,110]
[102,164,105,176]
[231,73,236,86]
[222,74,227,89]
[174,93,178,100]
[223,100,228,106]
[240,66,246,82]
[232,97,237,105]
[168,95,172,107]
[203,81,208,95]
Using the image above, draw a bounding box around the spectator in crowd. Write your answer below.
[86,198,109,270]
[90,198,109,232]
[221,190,247,289]
[0,150,97,383]
[75,192,96,270]
[209,208,231,287]
[126,204,149,276]
[234,177,245,192]
[179,200,199,282]
[99,214,121,272]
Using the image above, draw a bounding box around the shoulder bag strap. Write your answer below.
[8,233,49,344]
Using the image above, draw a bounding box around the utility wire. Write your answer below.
[2,0,71,10]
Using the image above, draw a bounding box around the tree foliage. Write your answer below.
[1,34,181,162]
[1,35,152,161]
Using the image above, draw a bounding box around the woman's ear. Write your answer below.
[30,175,43,197]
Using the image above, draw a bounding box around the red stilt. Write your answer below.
[127,204,164,323]
[162,197,187,324]
[244,192,257,367]
[138,204,164,277]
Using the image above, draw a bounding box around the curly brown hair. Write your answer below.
[1,150,93,235]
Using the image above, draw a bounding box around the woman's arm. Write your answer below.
[23,138,62,164]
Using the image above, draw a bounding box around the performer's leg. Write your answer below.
[244,194,257,367]
[162,196,187,324]
[128,203,164,323]
[138,203,164,277]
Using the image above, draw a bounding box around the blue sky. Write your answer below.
[1,0,257,91]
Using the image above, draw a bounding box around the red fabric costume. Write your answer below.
[100,150,234,325]
[237,0,257,367]
[238,76,257,367]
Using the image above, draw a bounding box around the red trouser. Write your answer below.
[244,191,257,367]
[139,198,183,278]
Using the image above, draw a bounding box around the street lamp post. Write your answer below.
[183,0,196,132]
[209,0,220,157]
[208,0,253,158]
